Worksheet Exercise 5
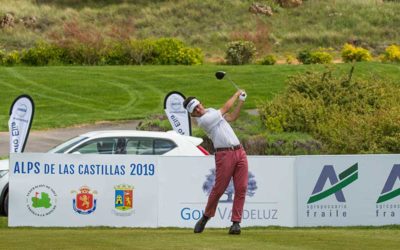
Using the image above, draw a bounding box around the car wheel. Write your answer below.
[4,191,8,217]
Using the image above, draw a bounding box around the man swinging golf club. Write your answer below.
[183,89,248,235]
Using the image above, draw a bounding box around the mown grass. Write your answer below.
[1,0,400,58]
[1,63,400,132]
[0,217,400,249]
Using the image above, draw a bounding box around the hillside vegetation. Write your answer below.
[1,0,400,60]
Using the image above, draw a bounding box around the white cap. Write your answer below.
[186,98,200,113]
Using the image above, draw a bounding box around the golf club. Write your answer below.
[215,71,241,91]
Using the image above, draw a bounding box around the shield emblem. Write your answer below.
[124,190,133,208]
[76,193,93,211]
[115,187,134,211]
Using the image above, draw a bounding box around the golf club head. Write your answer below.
[215,71,226,80]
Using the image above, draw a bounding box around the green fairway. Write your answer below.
[1,63,400,131]
[0,217,399,249]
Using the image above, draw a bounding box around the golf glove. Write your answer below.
[239,92,247,101]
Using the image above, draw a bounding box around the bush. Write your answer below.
[103,42,130,65]
[152,38,185,65]
[309,50,333,64]
[2,50,21,66]
[380,44,400,63]
[259,55,277,65]
[297,49,332,64]
[1,36,202,66]
[147,38,203,65]
[128,39,155,65]
[225,40,256,65]
[341,43,372,62]
[20,42,62,66]
[0,49,4,65]
[297,50,312,64]
[258,67,400,153]
[285,54,296,64]
[177,47,203,65]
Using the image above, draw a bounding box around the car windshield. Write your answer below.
[48,136,89,153]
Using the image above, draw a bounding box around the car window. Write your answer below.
[48,136,88,153]
[124,138,177,155]
[154,139,177,155]
[71,138,117,154]
[126,138,153,155]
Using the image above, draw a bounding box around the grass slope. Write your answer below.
[1,63,400,131]
[1,0,400,58]
[0,217,400,249]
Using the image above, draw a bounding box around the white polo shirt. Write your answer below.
[196,108,240,148]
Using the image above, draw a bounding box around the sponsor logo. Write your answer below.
[170,97,182,111]
[71,185,97,215]
[16,103,28,118]
[308,163,358,204]
[377,164,400,203]
[26,184,57,216]
[203,169,257,203]
[376,164,400,218]
[306,163,358,219]
[113,184,134,216]
[180,207,278,221]
[180,170,275,222]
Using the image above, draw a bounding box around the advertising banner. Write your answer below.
[9,95,35,153]
[9,153,159,227]
[163,91,191,136]
[9,153,400,227]
[296,155,400,226]
[157,156,297,227]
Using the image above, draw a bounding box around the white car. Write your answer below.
[0,130,209,216]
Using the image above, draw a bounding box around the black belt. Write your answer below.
[215,145,242,152]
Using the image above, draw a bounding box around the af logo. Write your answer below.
[308,163,358,204]
[113,184,134,216]
[71,185,97,215]
[377,164,400,203]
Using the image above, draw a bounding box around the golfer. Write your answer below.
[183,90,248,235]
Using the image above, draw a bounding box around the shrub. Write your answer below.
[20,42,62,66]
[259,55,277,65]
[103,42,130,65]
[2,50,21,66]
[258,67,400,153]
[128,39,155,65]
[341,43,372,62]
[297,50,312,64]
[297,49,332,64]
[380,44,400,63]
[225,40,256,65]
[0,49,4,65]
[149,38,203,65]
[152,38,185,65]
[177,47,203,65]
[309,50,333,64]
[285,54,296,64]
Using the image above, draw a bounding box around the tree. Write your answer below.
[202,169,258,202]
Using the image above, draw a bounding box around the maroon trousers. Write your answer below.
[204,147,248,222]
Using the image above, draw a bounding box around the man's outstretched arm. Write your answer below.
[220,90,241,115]
[220,90,245,122]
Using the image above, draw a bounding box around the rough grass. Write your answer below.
[1,0,400,59]
[0,217,400,249]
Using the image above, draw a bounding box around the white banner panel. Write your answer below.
[9,95,34,153]
[9,153,159,227]
[296,155,400,226]
[158,156,297,227]
[164,91,191,136]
